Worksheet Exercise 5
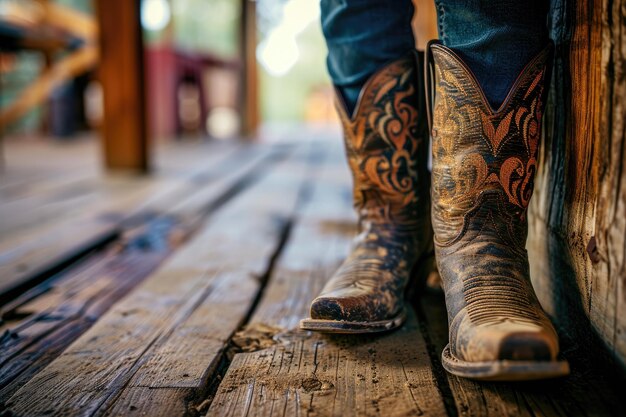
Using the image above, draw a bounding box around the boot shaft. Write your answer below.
[429,42,553,248]
[334,52,431,232]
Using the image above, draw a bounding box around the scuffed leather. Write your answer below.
[430,43,561,362]
[310,53,432,323]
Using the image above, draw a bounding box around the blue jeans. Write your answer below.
[321,0,549,112]
[321,0,415,115]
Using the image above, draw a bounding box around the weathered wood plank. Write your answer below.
[103,387,192,417]
[207,141,448,417]
[0,218,119,301]
[0,143,271,302]
[212,313,444,417]
[0,135,98,198]
[0,144,290,401]
[0,227,179,401]
[0,141,239,238]
[2,143,313,416]
[0,143,267,326]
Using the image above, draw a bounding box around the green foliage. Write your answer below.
[260,17,329,121]
[172,0,240,58]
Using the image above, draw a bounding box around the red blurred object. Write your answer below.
[145,45,239,139]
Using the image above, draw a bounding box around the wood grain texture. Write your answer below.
[0,142,269,302]
[95,0,148,171]
[0,143,277,400]
[1,143,312,417]
[208,142,448,417]
[527,0,626,371]
[0,223,183,401]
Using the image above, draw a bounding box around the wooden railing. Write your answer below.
[0,0,98,129]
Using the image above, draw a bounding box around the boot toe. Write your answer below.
[498,331,555,361]
[310,295,369,322]
[455,315,559,363]
[310,297,343,320]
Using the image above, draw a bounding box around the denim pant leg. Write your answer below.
[321,0,415,114]
[434,0,549,108]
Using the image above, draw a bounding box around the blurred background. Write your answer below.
[0,0,338,157]
[0,0,437,164]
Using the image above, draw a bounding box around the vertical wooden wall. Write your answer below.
[528,0,626,372]
[95,0,150,172]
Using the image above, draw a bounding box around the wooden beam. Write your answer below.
[528,0,626,373]
[95,0,149,172]
[239,0,259,138]
[0,46,98,129]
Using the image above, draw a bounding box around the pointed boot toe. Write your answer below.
[303,274,407,333]
[498,328,556,361]
[309,294,355,321]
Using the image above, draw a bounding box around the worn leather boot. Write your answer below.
[300,52,433,333]
[427,41,569,380]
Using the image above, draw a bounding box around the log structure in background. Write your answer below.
[528,0,626,372]
[239,0,259,137]
[95,0,149,172]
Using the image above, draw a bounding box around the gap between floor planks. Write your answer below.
[207,142,449,417]
[207,139,626,417]
[0,142,277,303]
[1,140,318,416]
[0,142,291,400]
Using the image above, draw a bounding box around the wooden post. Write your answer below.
[239,0,259,138]
[95,0,149,172]
[528,0,626,374]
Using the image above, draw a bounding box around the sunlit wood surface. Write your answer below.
[0,131,624,416]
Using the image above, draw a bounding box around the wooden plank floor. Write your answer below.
[0,132,625,417]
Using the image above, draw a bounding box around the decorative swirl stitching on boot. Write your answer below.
[339,60,426,229]
[431,45,548,246]
[310,53,431,324]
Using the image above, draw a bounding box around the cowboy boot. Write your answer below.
[299,52,433,333]
[427,41,569,380]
